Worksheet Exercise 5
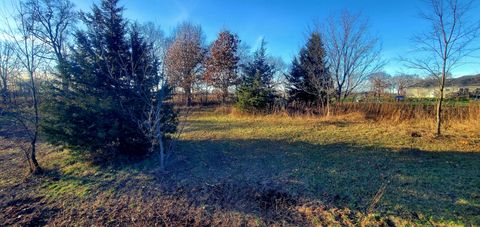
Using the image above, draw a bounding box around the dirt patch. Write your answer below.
[1,196,60,226]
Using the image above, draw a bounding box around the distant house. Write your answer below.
[405,74,480,98]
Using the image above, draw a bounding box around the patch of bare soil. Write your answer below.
[1,196,59,226]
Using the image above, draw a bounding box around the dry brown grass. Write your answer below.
[217,101,480,136]
[284,101,480,123]
[210,104,480,153]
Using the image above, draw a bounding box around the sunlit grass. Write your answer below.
[182,108,480,152]
[177,108,480,225]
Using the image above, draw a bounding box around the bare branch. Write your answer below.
[323,10,385,100]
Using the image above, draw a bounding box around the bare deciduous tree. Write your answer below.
[403,0,480,135]
[307,69,335,116]
[25,0,77,92]
[2,0,48,174]
[324,11,385,100]
[139,22,169,66]
[165,22,205,106]
[123,27,177,171]
[132,80,173,172]
[392,74,419,96]
[0,41,18,103]
[26,0,76,63]
[369,72,392,98]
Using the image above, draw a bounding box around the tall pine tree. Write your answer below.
[236,39,276,112]
[43,0,177,155]
[287,32,333,105]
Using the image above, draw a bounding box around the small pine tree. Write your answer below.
[287,32,333,105]
[236,39,276,112]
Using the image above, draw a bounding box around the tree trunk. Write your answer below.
[435,72,446,136]
[435,91,443,136]
[30,139,42,174]
[434,38,449,136]
[1,78,8,103]
[326,94,331,117]
[185,87,192,106]
[336,87,342,101]
[29,70,42,174]
[158,132,165,171]
[222,87,228,105]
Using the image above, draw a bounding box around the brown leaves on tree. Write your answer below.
[165,22,205,106]
[204,30,240,104]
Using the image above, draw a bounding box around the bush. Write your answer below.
[236,77,275,113]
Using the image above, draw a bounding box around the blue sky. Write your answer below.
[3,0,480,76]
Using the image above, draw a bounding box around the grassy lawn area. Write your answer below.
[179,109,480,224]
[1,108,479,226]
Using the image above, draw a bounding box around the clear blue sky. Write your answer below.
[3,0,480,76]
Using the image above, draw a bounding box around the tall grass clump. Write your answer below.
[234,101,480,125]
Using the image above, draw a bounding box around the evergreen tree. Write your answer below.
[242,39,275,88]
[42,0,177,155]
[236,39,276,112]
[287,32,333,105]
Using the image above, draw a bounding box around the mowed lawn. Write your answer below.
[0,108,479,226]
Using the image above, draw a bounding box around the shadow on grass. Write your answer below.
[165,138,480,224]
[0,196,60,226]
[2,137,479,225]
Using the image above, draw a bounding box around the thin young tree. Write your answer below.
[324,11,385,100]
[164,22,205,106]
[3,0,48,174]
[403,0,480,135]
[204,30,240,104]
[125,25,177,170]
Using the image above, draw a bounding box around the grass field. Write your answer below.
[1,108,479,226]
